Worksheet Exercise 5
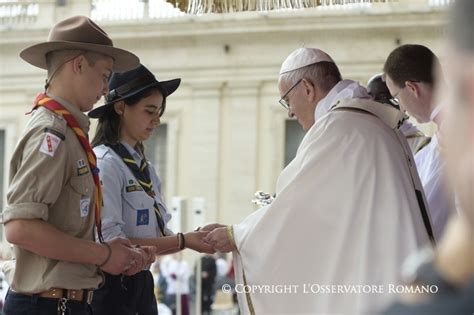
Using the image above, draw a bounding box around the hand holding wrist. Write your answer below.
[96,242,112,267]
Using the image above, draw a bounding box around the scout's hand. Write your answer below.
[99,238,146,275]
[200,223,227,232]
[185,231,215,254]
[204,226,236,253]
[141,245,158,270]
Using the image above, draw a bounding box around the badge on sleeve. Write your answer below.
[80,196,90,217]
[39,130,62,157]
[136,209,149,226]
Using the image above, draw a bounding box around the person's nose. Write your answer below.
[152,115,161,124]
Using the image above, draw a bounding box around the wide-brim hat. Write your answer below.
[88,64,181,118]
[20,15,139,72]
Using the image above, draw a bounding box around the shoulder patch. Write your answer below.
[39,130,62,157]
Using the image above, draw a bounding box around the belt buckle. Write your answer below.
[86,290,94,304]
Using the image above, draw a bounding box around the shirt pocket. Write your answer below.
[70,175,92,196]
[122,191,156,234]
[50,175,93,233]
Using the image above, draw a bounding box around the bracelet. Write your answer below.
[177,233,182,249]
[177,233,185,250]
[97,242,112,267]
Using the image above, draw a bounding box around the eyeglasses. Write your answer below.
[279,79,302,110]
[390,80,421,107]
[390,88,402,107]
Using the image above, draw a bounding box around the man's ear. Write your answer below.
[405,80,420,97]
[72,55,85,74]
[302,78,316,98]
[114,101,125,115]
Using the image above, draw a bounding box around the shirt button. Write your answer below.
[85,188,89,193]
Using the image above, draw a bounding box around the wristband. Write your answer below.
[97,242,112,267]
[177,232,185,250]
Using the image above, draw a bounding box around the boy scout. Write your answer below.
[0,16,154,314]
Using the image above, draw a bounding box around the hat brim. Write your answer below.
[20,41,139,72]
[88,78,181,119]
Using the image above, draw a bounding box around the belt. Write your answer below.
[15,288,94,304]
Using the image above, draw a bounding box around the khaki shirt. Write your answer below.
[1,94,102,293]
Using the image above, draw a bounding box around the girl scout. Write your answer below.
[89,64,213,315]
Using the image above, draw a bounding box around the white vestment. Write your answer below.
[232,81,432,315]
[414,134,455,240]
[399,120,431,154]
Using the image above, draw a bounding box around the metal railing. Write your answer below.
[0,1,38,26]
[90,0,185,21]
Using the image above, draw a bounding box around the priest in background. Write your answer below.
[383,0,474,313]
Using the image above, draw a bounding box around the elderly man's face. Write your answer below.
[441,51,474,228]
[278,78,317,132]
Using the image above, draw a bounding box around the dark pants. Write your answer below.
[3,290,92,315]
[91,270,157,315]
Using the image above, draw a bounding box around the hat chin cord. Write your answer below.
[44,51,86,92]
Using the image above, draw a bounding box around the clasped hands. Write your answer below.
[200,223,236,253]
[179,224,236,254]
[99,238,157,276]
[100,224,235,276]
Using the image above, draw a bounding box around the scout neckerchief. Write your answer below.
[32,93,104,242]
[110,143,166,237]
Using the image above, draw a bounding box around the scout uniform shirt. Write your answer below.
[1,94,102,293]
[93,143,172,241]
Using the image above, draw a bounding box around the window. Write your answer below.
[145,124,168,194]
[284,120,305,167]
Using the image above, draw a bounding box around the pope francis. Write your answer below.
[204,48,434,315]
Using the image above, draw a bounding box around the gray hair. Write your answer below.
[279,61,342,93]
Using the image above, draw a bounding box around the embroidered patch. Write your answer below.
[80,196,90,217]
[136,209,149,226]
[39,132,62,157]
[126,185,143,192]
[77,159,89,176]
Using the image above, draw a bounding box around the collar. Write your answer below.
[120,141,143,165]
[46,92,91,133]
[314,80,370,122]
[331,98,407,130]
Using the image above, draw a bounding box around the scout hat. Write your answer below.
[20,15,139,72]
[88,64,181,118]
[279,48,335,75]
